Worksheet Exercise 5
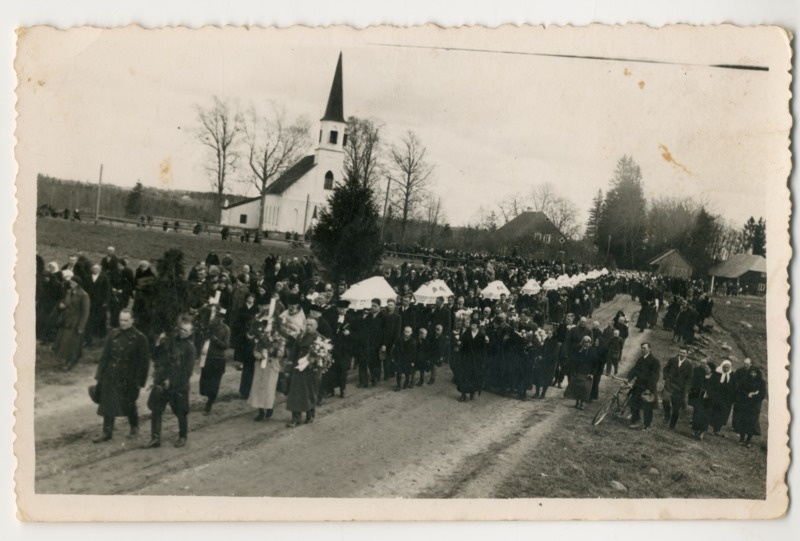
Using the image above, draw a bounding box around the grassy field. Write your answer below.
[36,218,311,273]
[495,302,768,500]
[711,296,768,371]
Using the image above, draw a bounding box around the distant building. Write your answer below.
[220,53,346,234]
[647,248,694,279]
[708,253,767,295]
[492,210,567,255]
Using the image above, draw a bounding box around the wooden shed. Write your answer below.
[708,254,767,295]
[647,249,694,279]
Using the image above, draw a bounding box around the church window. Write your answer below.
[329,130,338,144]
[534,232,542,242]
[324,171,334,190]
[239,214,247,224]
[318,130,322,143]
[543,234,552,244]
[343,133,348,147]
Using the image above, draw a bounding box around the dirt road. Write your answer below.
[35,296,644,497]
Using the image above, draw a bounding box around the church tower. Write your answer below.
[315,53,346,184]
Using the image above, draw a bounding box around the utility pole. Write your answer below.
[94,164,103,224]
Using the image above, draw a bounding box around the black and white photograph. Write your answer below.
[12,23,791,521]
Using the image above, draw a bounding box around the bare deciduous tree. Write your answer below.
[244,102,311,232]
[496,182,582,239]
[195,96,243,220]
[387,131,434,243]
[344,116,384,189]
[423,191,444,245]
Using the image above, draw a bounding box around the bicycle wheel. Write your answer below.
[592,396,618,426]
[615,392,633,420]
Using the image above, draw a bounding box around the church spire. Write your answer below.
[321,52,345,122]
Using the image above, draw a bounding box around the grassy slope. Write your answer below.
[35,218,310,273]
[711,296,768,371]
[495,302,768,500]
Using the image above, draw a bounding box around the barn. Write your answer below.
[647,248,694,279]
[708,254,767,295]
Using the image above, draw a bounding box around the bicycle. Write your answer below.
[591,376,635,426]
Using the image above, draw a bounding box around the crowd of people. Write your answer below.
[34,246,766,451]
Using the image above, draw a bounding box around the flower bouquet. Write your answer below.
[297,335,335,374]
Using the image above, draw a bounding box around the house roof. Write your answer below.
[493,211,565,242]
[708,253,767,278]
[647,248,694,270]
[321,52,345,123]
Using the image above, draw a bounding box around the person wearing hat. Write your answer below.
[90,308,149,442]
[53,274,91,371]
[689,360,717,440]
[324,299,354,398]
[197,304,231,415]
[626,342,661,431]
[144,316,196,449]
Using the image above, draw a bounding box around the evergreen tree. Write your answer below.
[596,156,648,267]
[125,181,144,216]
[152,248,189,334]
[584,189,605,243]
[684,206,721,276]
[742,216,767,256]
[311,177,383,284]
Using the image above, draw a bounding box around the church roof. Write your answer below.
[264,154,317,195]
[221,154,317,209]
[321,52,345,123]
[493,211,565,242]
[708,253,766,278]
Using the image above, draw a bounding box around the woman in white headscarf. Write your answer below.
[708,359,736,436]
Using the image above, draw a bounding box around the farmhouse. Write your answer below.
[492,210,567,256]
[220,54,346,234]
[646,248,694,279]
[708,253,767,295]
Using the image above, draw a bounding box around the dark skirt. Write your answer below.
[691,397,711,432]
[565,373,593,401]
[199,357,226,397]
[286,367,319,412]
[732,400,763,436]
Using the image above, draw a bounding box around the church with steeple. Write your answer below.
[220,53,346,234]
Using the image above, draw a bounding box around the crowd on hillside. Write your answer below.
[34,247,765,451]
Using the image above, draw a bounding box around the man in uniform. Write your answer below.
[91,309,149,442]
[144,316,196,449]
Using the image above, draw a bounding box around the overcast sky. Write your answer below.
[16,25,790,228]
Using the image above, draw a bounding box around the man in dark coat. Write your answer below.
[327,300,354,398]
[356,299,384,387]
[394,326,417,390]
[109,259,134,328]
[381,299,402,380]
[100,246,119,274]
[661,346,694,429]
[144,316,196,449]
[457,314,486,401]
[91,309,149,442]
[626,342,661,430]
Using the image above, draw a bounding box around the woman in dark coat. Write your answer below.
[531,328,557,399]
[689,361,716,440]
[708,360,736,436]
[198,305,231,415]
[732,366,767,447]
[53,275,91,371]
[565,336,598,410]
[457,315,486,402]
[285,318,323,426]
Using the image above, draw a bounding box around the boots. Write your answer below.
[254,409,266,422]
[143,415,161,448]
[265,408,273,419]
[286,412,302,428]
[305,408,316,424]
[92,431,112,443]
